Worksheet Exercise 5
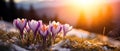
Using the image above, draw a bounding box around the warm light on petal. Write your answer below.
[39,24,48,37]
[51,21,62,34]
[49,21,62,39]
[63,24,73,36]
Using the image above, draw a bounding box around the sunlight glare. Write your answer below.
[69,0,108,26]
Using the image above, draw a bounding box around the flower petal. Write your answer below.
[13,18,27,31]
[25,23,30,32]
[63,24,72,36]
[49,21,62,35]
[39,24,48,37]
[13,18,27,38]
[28,20,40,32]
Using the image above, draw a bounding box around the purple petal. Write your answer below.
[39,24,49,37]
[25,23,30,32]
[63,24,72,36]
[48,21,62,39]
[51,24,61,34]
[28,20,41,38]
[57,25,62,34]
[16,18,27,31]
[13,18,27,38]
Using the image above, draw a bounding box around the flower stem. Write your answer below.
[34,32,37,39]
[63,33,66,40]
[42,37,46,50]
[20,31,24,39]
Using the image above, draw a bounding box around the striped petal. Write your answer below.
[28,20,41,38]
[13,18,27,38]
[13,18,27,31]
[63,24,72,36]
[49,21,62,38]
[25,23,30,32]
[39,24,48,37]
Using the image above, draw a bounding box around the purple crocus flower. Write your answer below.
[13,18,27,38]
[49,21,62,39]
[63,24,72,37]
[39,24,49,37]
[28,20,42,38]
[38,24,49,47]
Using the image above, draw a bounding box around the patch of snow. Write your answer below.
[67,29,90,38]
[108,38,120,47]
[8,28,18,33]
[27,43,40,50]
[51,39,70,51]
[58,48,70,51]
[12,37,19,42]
[102,46,108,51]
[52,39,70,47]
[12,37,18,40]
[0,20,18,32]
[11,44,28,51]
[88,33,97,39]
[28,45,33,50]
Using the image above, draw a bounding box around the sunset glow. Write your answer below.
[70,0,107,18]
[68,0,112,26]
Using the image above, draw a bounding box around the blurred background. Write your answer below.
[0,0,120,34]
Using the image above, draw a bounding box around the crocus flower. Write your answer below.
[63,24,72,36]
[28,20,42,38]
[13,18,27,38]
[49,21,62,39]
[39,24,49,37]
[38,24,49,47]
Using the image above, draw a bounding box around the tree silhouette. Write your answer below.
[53,14,59,22]
[18,6,25,18]
[54,14,66,24]
[8,0,18,21]
[27,4,39,20]
[0,0,9,20]
[41,14,49,23]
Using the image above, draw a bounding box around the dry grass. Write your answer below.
[0,29,120,51]
[62,35,120,51]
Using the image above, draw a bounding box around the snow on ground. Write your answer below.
[67,29,90,38]
[11,44,28,51]
[0,20,18,32]
[51,39,71,51]
[0,40,28,51]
